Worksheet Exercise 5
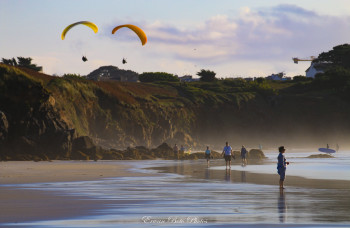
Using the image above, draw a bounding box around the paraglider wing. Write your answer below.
[111,24,147,45]
[61,21,98,40]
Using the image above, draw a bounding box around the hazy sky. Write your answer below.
[1,0,349,78]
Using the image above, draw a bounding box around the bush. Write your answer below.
[139,72,179,82]
[314,66,350,92]
[63,73,83,79]
[293,75,313,82]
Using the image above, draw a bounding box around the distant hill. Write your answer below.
[86,65,139,82]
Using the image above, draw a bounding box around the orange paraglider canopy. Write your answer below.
[112,24,147,45]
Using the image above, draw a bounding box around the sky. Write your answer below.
[1,0,350,78]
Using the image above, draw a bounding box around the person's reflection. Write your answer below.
[205,168,210,180]
[174,161,185,175]
[225,169,231,182]
[278,189,287,223]
[241,170,246,183]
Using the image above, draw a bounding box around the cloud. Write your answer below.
[144,4,349,63]
[96,4,350,77]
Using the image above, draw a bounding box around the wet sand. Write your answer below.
[0,160,153,224]
[0,159,349,227]
[155,159,350,189]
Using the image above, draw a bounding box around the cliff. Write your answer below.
[1,64,350,160]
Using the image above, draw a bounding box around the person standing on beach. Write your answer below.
[277,146,289,189]
[222,142,233,169]
[173,144,179,159]
[241,145,247,165]
[205,146,211,166]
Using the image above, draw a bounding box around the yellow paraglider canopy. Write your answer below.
[111,24,147,45]
[61,21,98,40]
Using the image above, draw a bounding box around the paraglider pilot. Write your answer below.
[82,56,88,62]
[122,58,127,64]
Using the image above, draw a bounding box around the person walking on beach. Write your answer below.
[173,144,179,159]
[241,145,247,165]
[180,145,185,157]
[222,142,233,169]
[277,146,289,189]
[205,146,211,166]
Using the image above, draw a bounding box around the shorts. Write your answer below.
[205,153,211,159]
[224,155,232,162]
[278,168,286,181]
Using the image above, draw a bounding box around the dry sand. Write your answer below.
[0,160,149,184]
[0,160,152,223]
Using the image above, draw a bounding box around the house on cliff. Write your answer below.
[305,62,331,78]
[179,75,200,82]
[266,72,291,81]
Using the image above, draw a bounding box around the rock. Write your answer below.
[72,136,95,151]
[248,149,266,159]
[71,136,101,160]
[307,154,333,158]
[71,151,90,160]
[151,143,174,158]
[232,150,241,159]
[101,150,124,160]
[0,111,8,142]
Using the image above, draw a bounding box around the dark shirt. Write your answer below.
[277,153,286,169]
[241,148,247,156]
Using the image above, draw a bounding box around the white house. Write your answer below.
[179,75,200,82]
[265,72,291,81]
[305,62,331,78]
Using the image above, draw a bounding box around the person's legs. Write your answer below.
[279,169,285,188]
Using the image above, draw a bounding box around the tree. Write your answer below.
[139,72,179,83]
[1,57,17,66]
[197,69,216,82]
[315,44,350,69]
[315,66,350,88]
[1,57,42,72]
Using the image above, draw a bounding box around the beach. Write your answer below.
[0,150,350,227]
[0,161,154,225]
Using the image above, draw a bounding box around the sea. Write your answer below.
[2,149,350,228]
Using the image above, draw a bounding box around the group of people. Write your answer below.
[174,142,290,189]
[221,142,290,189]
[173,142,248,168]
[172,144,186,159]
